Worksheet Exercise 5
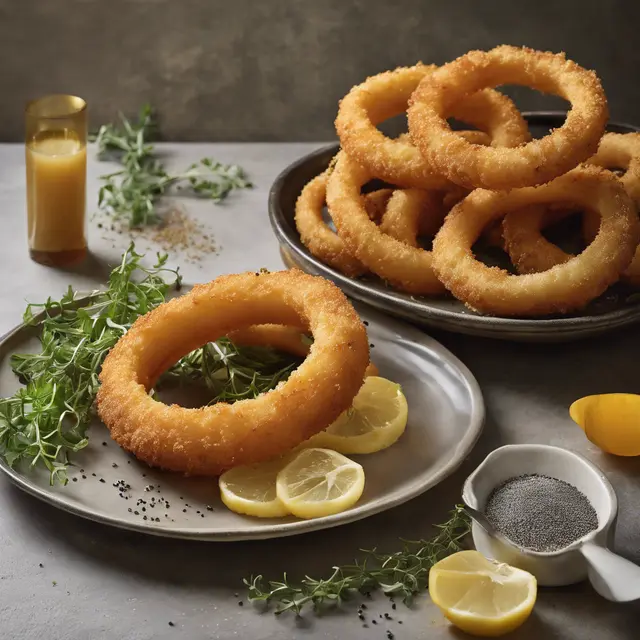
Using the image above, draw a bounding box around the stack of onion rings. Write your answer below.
[292,45,640,318]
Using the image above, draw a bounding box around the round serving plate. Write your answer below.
[0,299,484,541]
[269,112,640,342]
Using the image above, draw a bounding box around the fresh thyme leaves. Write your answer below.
[0,245,298,485]
[164,339,301,404]
[0,245,181,484]
[244,506,470,615]
[91,105,252,227]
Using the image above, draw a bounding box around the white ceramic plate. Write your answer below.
[0,302,483,541]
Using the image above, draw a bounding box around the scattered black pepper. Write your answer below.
[128,508,132,513]
[183,509,187,513]
[134,511,139,515]
[102,442,107,446]
[206,505,213,511]
[238,601,244,607]
[372,619,377,625]
[360,603,367,610]
[168,621,174,627]
[386,632,394,639]
[384,613,392,620]
[363,320,369,326]
[391,603,397,610]
[72,477,78,482]
[81,475,87,479]
[143,516,148,520]
[91,473,96,477]
[39,563,43,568]
[369,343,374,348]
[112,463,118,468]
[99,478,105,483]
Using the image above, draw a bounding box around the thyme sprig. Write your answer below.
[91,105,252,227]
[0,245,299,484]
[245,505,470,614]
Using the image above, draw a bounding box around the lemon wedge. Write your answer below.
[219,458,290,518]
[303,376,408,454]
[429,550,537,637]
[275,448,365,519]
[570,393,640,456]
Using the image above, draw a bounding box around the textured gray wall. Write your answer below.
[1,0,638,141]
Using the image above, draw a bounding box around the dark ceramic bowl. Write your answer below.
[269,112,640,342]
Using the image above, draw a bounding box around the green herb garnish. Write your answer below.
[165,338,301,403]
[0,245,299,484]
[0,245,181,484]
[91,105,252,227]
[244,505,470,614]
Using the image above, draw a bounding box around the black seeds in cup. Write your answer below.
[485,474,598,552]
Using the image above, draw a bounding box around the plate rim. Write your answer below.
[268,112,640,337]
[0,299,485,541]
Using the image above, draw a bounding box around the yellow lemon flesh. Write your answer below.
[303,376,408,454]
[429,550,537,637]
[570,393,640,456]
[275,448,365,519]
[219,458,290,518]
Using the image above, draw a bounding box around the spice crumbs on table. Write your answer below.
[72,477,77,482]
[38,563,43,568]
[168,621,174,627]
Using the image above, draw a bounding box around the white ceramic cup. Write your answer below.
[462,444,617,587]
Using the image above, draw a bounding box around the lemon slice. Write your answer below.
[429,550,537,637]
[219,458,290,518]
[275,448,365,519]
[304,376,408,454]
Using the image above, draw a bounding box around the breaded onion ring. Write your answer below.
[363,188,393,221]
[336,64,531,189]
[587,132,640,203]
[295,171,366,277]
[502,207,580,274]
[586,132,640,284]
[326,152,446,295]
[503,134,640,284]
[379,189,444,247]
[97,270,370,476]
[431,167,639,316]
[229,324,379,376]
[408,46,608,189]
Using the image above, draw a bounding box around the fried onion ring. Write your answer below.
[503,134,640,284]
[379,189,444,247]
[97,270,370,476]
[228,324,379,376]
[587,132,640,203]
[431,167,638,316]
[363,188,393,221]
[408,46,608,189]
[336,63,531,189]
[502,206,579,274]
[295,171,366,277]
[326,152,446,295]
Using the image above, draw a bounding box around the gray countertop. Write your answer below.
[0,143,638,640]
